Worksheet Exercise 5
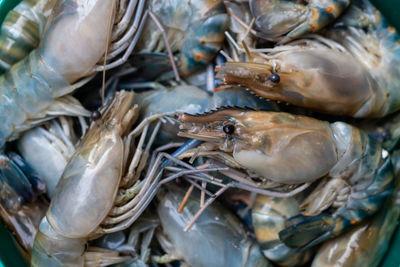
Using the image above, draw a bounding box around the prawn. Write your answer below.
[178,108,394,251]
[0,0,147,148]
[216,0,400,118]
[31,91,164,266]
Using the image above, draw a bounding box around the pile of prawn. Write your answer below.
[1,0,400,266]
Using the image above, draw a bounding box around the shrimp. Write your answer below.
[0,0,146,149]
[92,215,159,266]
[178,109,394,251]
[0,153,46,202]
[0,153,48,254]
[216,0,400,118]
[154,185,272,267]
[31,91,167,266]
[100,67,276,144]
[134,82,276,143]
[136,0,228,76]
[252,194,311,266]
[0,117,83,255]
[0,182,48,258]
[311,149,400,267]
[17,116,86,197]
[250,0,350,43]
[0,0,58,73]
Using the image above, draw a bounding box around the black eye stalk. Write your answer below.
[91,110,101,121]
[223,124,235,135]
[270,73,280,83]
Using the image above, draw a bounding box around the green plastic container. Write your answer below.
[0,221,27,267]
[0,0,400,266]
[382,225,400,267]
[0,0,20,25]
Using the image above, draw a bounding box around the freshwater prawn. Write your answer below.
[17,116,87,197]
[178,108,394,251]
[31,91,164,266]
[311,150,400,267]
[30,91,225,266]
[155,185,271,267]
[216,0,400,118]
[252,194,312,266]
[0,0,147,148]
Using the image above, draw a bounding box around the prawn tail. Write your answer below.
[0,0,56,73]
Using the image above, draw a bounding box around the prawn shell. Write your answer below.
[47,130,124,238]
[157,187,271,267]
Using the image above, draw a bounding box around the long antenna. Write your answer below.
[102,0,116,105]
[242,40,254,62]
[184,185,229,232]
[41,0,60,38]
[148,10,181,82]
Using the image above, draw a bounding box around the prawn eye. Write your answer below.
[91,110,101,121]
[270,73,280,83]
[223,124,235,135]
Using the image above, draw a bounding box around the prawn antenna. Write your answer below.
[148,10,181,83]
[42,0,59,39]
[102,0,116,105]
[178,184,195,213]
[184,185,229,232]
[242,40,254,62]
[226,8,257,36]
